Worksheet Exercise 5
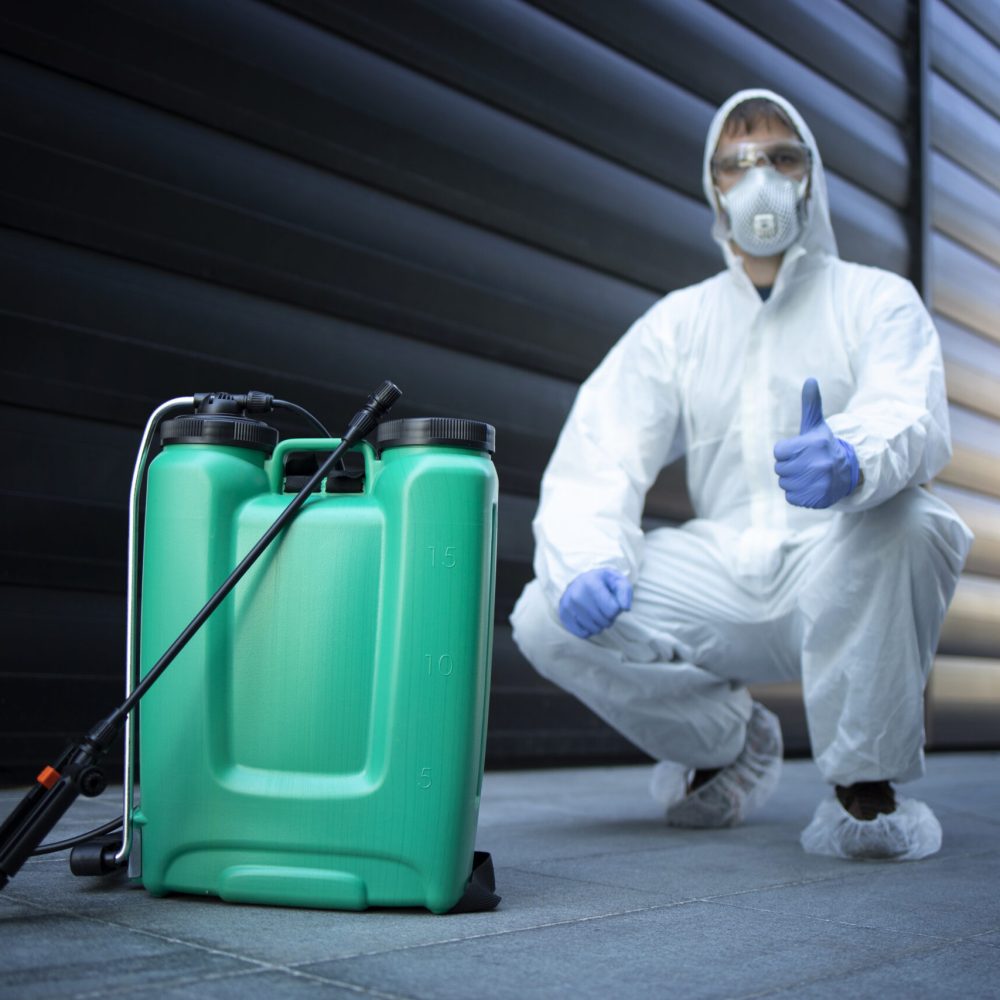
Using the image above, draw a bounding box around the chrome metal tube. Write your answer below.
[114,398,194,867]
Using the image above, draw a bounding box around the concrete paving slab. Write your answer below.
[510,831,875,903]
[475,777,822,871]
[711,849,1000,942]
[294,898,947,1000]
[922,808,1000,856]
[1,754,998,1000]
[779,938,1000,999]
[0,896,251,1000]
[970,929,1000,950]
[157,968,410,1000]
[2,865,671,966]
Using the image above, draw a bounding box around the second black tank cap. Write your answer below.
[375,417,495,455]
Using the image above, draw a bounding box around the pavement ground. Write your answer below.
[1,752,998,999]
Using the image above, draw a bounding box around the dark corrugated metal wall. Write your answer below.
[1,1,997,781]
[923,0,1000,746]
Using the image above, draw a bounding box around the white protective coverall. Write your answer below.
[510,90,972,792]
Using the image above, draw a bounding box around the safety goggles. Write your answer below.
[710,139,811,181]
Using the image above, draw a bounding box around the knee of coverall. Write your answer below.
[845,487,972,580]
[510,579,578,687]
[797,486,971,688]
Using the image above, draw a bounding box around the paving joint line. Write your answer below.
[701,895,965,943]
[288,897,700,965]
[2,893,274,970]
[507,860,870,904]
[282,861,950,969]
[72,964,416,1000]
[4,893,420,1000]
[728,935,987,999]
[281,863,857,968]
[70,965,266,1000]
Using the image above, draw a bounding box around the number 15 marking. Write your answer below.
[428,546,456,568]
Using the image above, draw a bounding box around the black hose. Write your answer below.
[273,399,332,438]
[32,818,122,856]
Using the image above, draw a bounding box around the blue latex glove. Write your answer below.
[559,568,633,639]
[773,378,859,509]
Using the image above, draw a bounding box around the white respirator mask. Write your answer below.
[717,166,809,257]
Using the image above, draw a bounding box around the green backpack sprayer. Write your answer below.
[0,382,500,913]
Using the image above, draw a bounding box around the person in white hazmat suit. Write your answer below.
[510,89,973,861]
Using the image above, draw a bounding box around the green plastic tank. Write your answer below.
[134,414,498,912]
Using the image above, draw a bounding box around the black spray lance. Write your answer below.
[0,381,401,889]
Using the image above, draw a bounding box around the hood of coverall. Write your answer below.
[702,89,839,268]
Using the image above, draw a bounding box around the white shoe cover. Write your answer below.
[649,760,688,808]
[651,702,783,828]
[800,794,942,861]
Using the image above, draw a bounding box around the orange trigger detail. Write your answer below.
[37,766,61,789]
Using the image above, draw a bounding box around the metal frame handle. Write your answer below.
[116,397,194,867]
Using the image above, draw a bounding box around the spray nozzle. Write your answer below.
[343,381,402,445]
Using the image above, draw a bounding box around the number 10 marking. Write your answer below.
[425,654,454,676]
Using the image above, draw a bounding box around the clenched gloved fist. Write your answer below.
[773,378,859,509]
[559,568,633,639]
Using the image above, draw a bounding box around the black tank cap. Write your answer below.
[160,415,279,454]
[375,417,495,455]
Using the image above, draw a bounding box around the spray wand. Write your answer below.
[0,381,401,890]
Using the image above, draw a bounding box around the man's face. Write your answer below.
[712,120,808,195]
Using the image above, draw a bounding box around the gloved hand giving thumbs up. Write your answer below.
[773,378,859,508]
